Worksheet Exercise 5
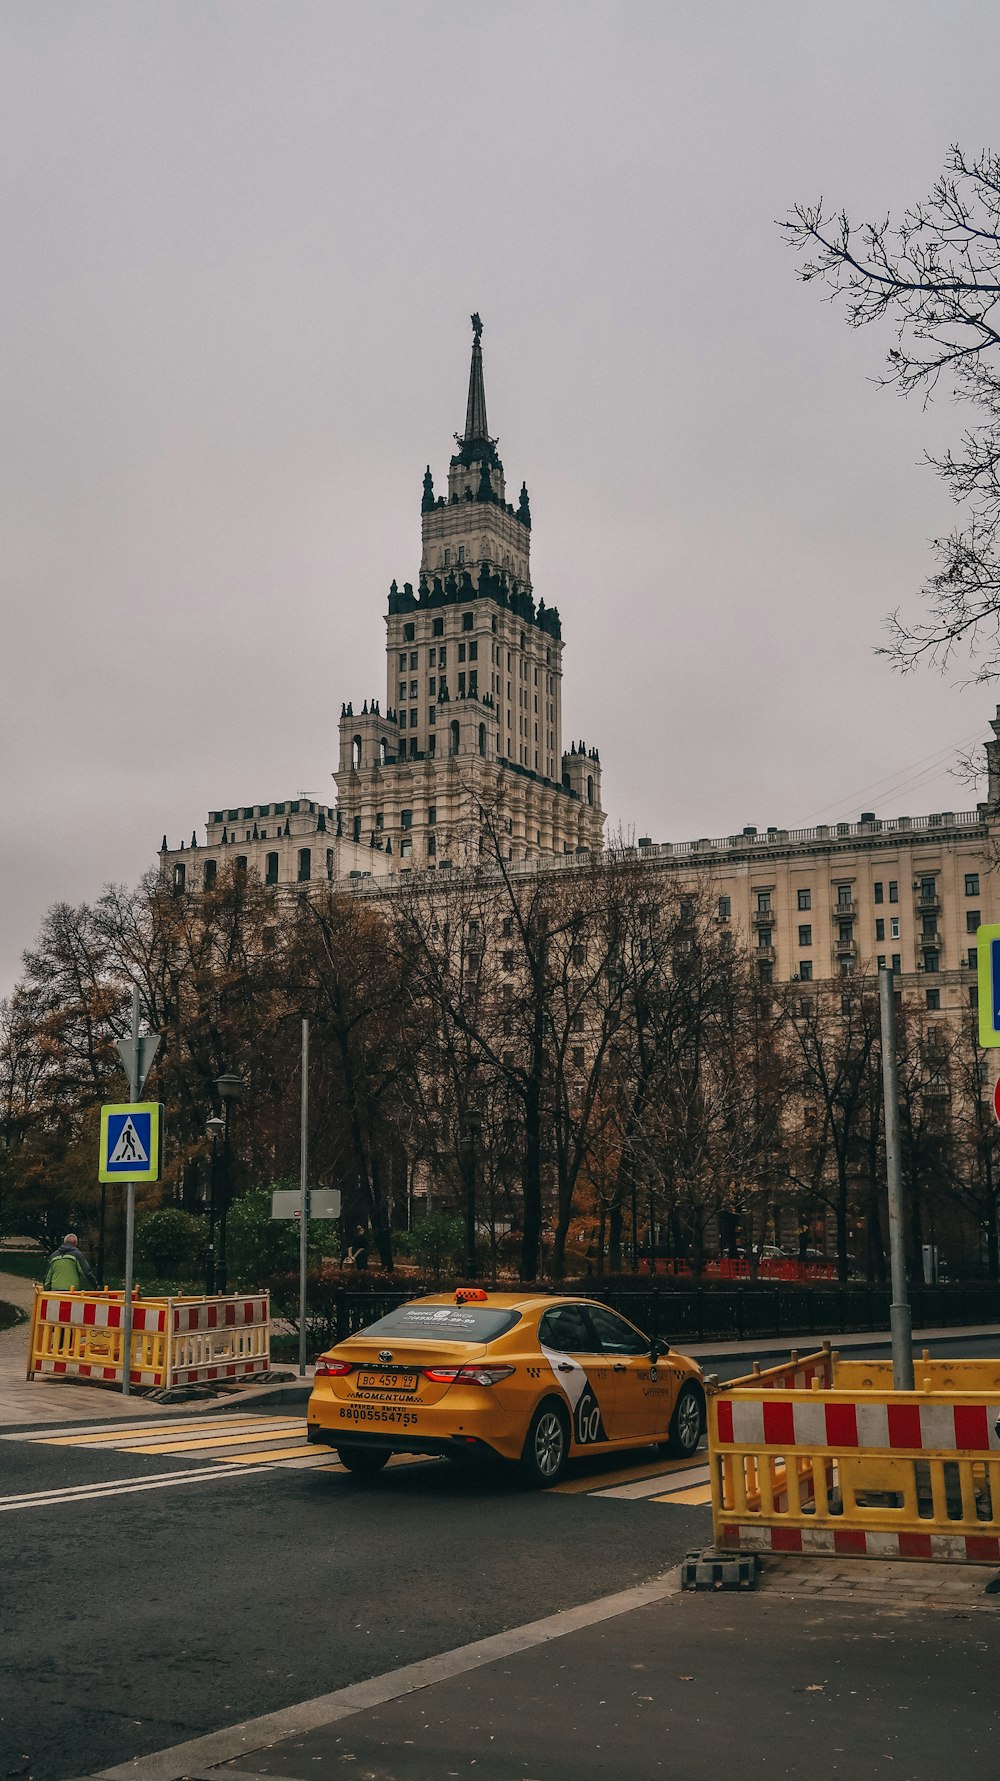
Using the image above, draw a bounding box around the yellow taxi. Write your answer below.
[306,1289,705,1486]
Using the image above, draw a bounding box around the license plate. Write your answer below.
[356,1369,418,1394]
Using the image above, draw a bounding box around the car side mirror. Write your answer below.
[650,1341,668,1363]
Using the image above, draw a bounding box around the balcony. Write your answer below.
[755,944,776,963]
[832,899,858,919]
[916,894,941,914]
[752,907,775,926]
[832,939,859,960]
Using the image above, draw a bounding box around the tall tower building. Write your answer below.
[334,317,605,871]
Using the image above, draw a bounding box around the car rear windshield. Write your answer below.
[359,1306,521,1343]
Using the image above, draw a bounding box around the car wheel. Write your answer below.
[665,1384,704,1457]
[336,1446,391,1474]
[519,1399,570,1488]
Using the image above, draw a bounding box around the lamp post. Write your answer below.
[459,1108,483,1279]
[205,1116,224,1293]
[214,1071,244,1295]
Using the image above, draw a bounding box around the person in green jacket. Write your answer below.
[44,1233,98,1291]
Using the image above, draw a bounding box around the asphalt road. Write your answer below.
[4,1325,999,1781]
[0,1420,709,1781]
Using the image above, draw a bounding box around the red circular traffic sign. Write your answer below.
[993,1078,1000,1126]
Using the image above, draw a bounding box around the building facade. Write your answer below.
[161,318,605,896]
[159,318,1000,1033]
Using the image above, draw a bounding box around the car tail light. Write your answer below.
[314,1357,353,1377]
[423,1364,516,1387]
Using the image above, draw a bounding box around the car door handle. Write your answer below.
[556,1362,574,1372]
[612,1362,627,1372]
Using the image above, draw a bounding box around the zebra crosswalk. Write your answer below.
[0,1413,713,1514]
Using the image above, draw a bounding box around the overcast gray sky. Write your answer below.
[3,0,999,992]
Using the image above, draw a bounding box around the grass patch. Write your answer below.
[0,1253,47,1281]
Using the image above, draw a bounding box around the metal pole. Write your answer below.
[121,985,140,1397]
[218,1105,230,1294]
[298,1019,309,1377]
[879,967,914,1390]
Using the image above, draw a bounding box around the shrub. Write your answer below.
[135,1207,207,1279]
[225,1184,327,1288]
[394,1214,465,1279]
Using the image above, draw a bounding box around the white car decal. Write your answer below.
[540,1343,608,1444]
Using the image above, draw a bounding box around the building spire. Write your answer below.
[463,313,489,443]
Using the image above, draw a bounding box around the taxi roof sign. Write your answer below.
[99,1103,163,1183]
[977,925,1000,1047]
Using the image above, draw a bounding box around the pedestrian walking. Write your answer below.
[44,1233,99,1291]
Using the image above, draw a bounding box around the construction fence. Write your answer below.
[709,1347,1000,1566]
[27,1288,270,1390]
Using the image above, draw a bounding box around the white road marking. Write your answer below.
[593,1463,711,1500]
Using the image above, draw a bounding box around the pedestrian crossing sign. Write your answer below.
[99,1103,162,1182]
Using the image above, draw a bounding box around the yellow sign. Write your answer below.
[977,925,1000,1047]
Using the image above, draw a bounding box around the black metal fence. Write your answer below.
[331,1280,1000,1347]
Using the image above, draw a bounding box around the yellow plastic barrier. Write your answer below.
[709,1359,1000,1565]
[27,1288,270,1390]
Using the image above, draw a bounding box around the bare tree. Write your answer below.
[783,146,1000,679]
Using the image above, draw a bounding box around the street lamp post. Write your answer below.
[205,1116,224,1293]
[214,1071,244,1295]
[460,1109,483,1279]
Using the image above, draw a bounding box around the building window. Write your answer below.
[458,642,466,662]
[890,917,900,940]
[275,803,285,815]
[352,734,362,768]
[462,612,473,631]
[428,648,436,668]
[401,837,412,857]
[798,924,812,947]
[926,989,941,1010]
[967,909,981,932]
[502,950,515,970]
[502,918,513,938]
[410,708,418,727]
[479,723,486,756]
[444,548,451,567]
[404,624,415,642]
[432,617,444,637]
[756,891,771,914]
[409,650,418,669]
[966,873,980,896]
[458,673,466,696]
[409,680,418,697]
[235,855,247,872]
[922,914,937,940]
[889,881,899,903]
[757,928,772,950]
[458,545,465,562]
[924,949,940,973]
[797,889,811,910]
[172,862,186,893]
[875,918,885,941]
[450,720,460,755]
[352,816,361,843]
[203,858,217,890]
[427,833,436,856]
[758,960,773,984]
[401,809,412,829]
[968,946,978,968]
[399,651,407,668]
[877,954,886,969]
[469,641,478,660]
[920,876,936,902]
[265,852,279,884]
[799,960,813,981]
[469,670,478,696]
[429,707,436,725]
[571,1012,585,1031]
[439,646,446,667]
[428,806,437,824]
[836,885,852,907]
[429,677,436,697]
[296,848,311,882]
[892,952,901,973]
[718,896,731,919]
[970,986,979,1007]
[874,881,884,904]
[428,733,436,756]
[838,921,853,943]
[399,710,406,729]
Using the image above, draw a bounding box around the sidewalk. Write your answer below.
[89,1558,1000,1781]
